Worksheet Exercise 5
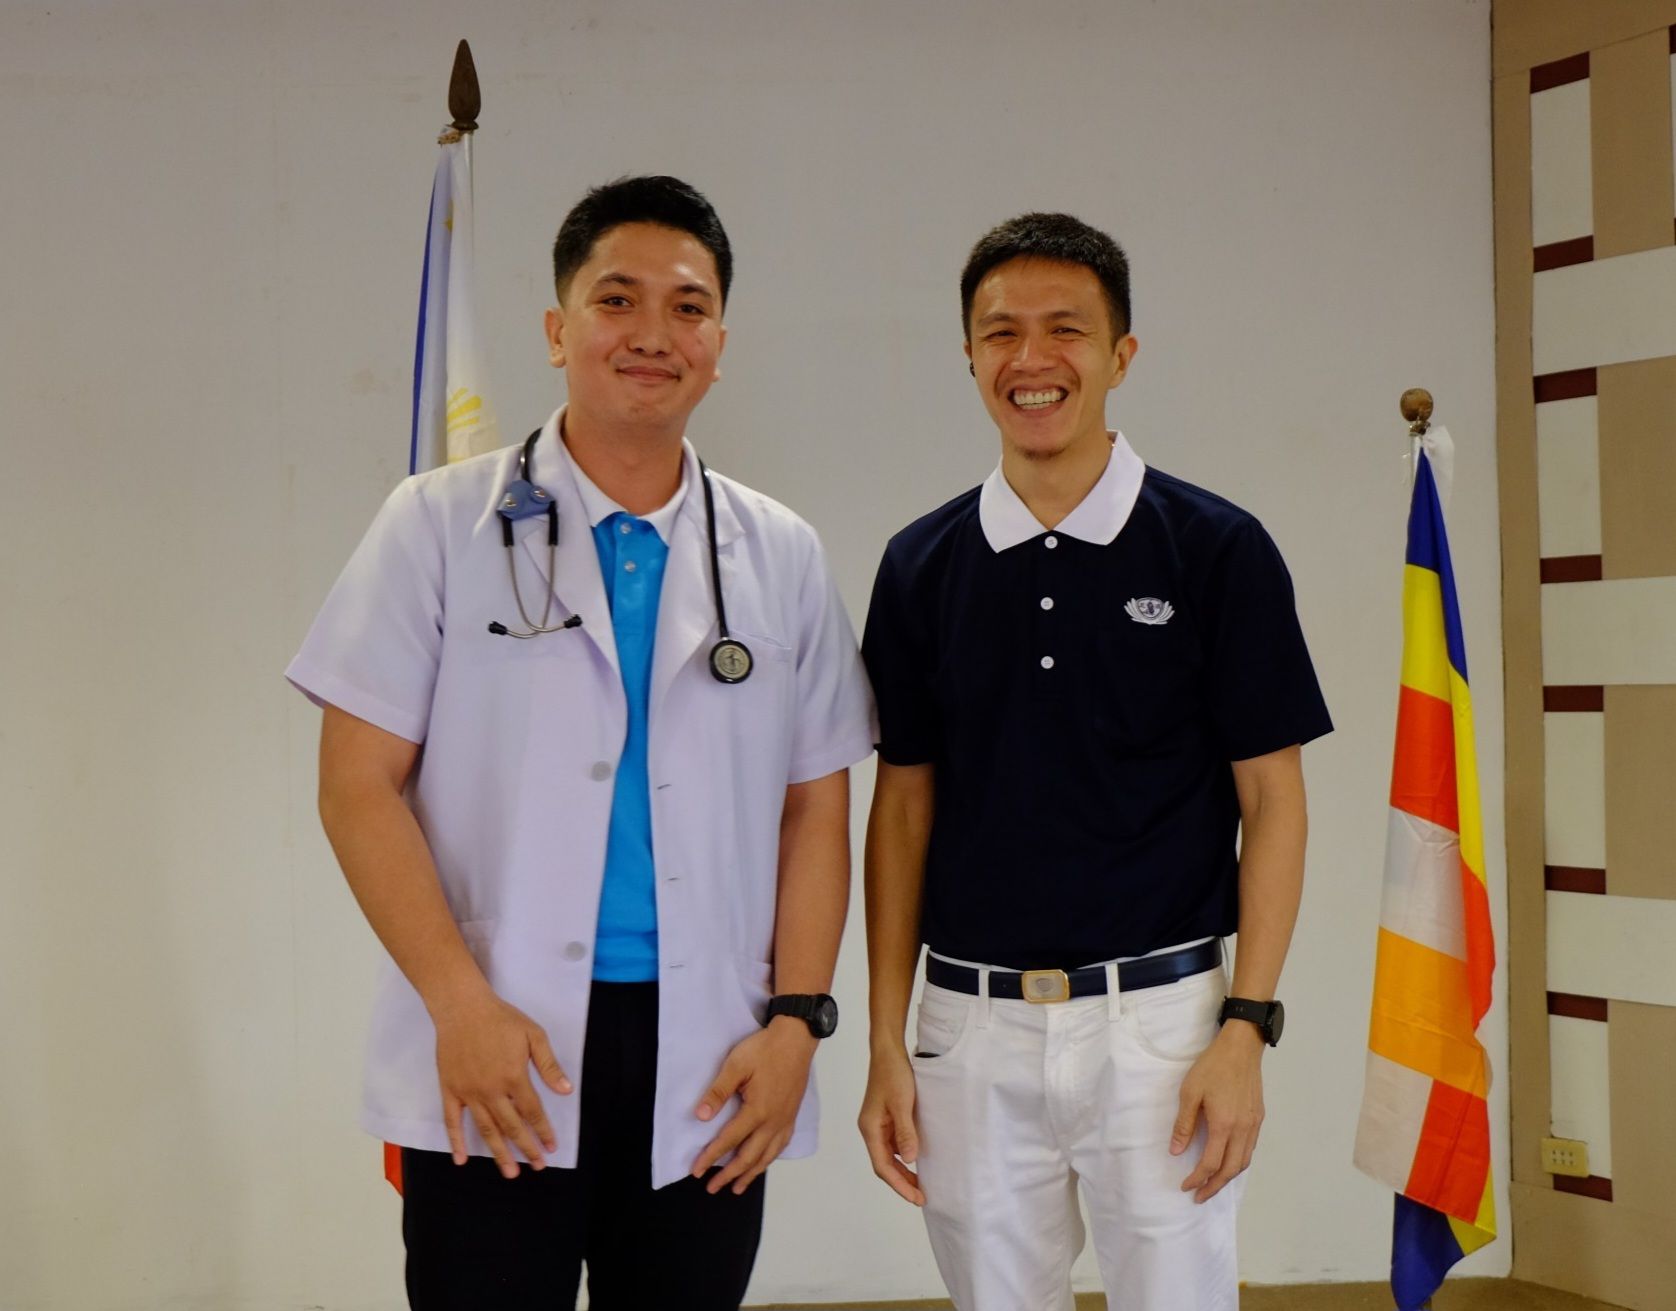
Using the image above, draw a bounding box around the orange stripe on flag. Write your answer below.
[1390,685,1458,833]
[1368,928,1486,1096]
[1406,1080,1492,1222]
[385,1141,404,1195]
[1461,858,1494,1026]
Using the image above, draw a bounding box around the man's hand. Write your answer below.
[858,1043,924,1205]
[691,1018,817,1195]
[435,990,571,1179]
[1171,1019,1266,1203]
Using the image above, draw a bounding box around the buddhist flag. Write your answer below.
[1353,425,1496,1309]
[410,126,499,474]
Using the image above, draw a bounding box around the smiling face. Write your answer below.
[544,221,726,439]
[965,256,1136,462]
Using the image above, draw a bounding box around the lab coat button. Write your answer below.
[589,761,612,781]
[563,941,587,961]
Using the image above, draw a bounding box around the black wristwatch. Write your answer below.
[1218,996,1284,1047]
[765,993,839,1039]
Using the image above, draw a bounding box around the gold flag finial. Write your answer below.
[1400,388,1434,437]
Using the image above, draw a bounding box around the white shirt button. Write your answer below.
[563,941,587,961]
[624,560,638,573]
[589,760,612,781]
[1040,597,1054,610]
[1044,535,1059,550]
[619,521,632,535]
[1040,656,1055,669]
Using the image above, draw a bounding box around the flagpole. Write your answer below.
[1402,383,1436,1311]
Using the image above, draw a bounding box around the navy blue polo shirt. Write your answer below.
[862,435,1332,970]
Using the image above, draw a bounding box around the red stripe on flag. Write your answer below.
[1391,685,1459,834]
[1405,1081,1491,1222]
[385,1141,404,1195]
[1461,859,1495,1026]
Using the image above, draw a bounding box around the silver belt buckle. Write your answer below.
[1020,968,1071,1003]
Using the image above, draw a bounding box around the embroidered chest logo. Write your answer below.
[1124,597,1174,626]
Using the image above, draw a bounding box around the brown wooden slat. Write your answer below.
[1544,686,1605,712]
[1545,866,1607,894]
[1531,51,1590,93]
[1553,1174,1615,1201]
[1541,555,1604,583]
[1548,991,1609,1021]
[1533,367,1598,402]
[1534,235,1595,271]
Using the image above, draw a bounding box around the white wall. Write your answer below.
[0,2,1501,1306]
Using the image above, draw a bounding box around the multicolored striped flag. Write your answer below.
[410,125,499,474]
[1353,425,1497,1310]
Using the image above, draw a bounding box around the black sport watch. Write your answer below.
[1218,996,1285,1047]
[765,993,839,1039]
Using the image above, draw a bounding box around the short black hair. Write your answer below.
[960,212,1131,340]
[551,175,733,307]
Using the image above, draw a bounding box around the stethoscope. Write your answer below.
[488,428,753,685]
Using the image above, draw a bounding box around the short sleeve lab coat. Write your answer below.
[286,410,875,1188]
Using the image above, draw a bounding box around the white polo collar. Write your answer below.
[977,431,1147,552]
[559,410,691,545]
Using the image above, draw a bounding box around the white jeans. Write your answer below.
[911,960,1242,1311]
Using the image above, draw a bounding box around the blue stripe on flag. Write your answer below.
[1392,1194,1467,1311]
[409,173,439,477]
[1404,451,1469,680]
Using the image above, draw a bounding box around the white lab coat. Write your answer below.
[287,410,875,1188]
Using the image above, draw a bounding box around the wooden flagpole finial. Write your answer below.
[448,39,481,133]
[1400,388,1434,437]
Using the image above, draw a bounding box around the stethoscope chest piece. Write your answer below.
[709,638,753,684]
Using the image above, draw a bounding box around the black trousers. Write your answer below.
[401,982,765,1310]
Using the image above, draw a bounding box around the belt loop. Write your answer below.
[976,967,992,1028]
[1105,961,1122,1022]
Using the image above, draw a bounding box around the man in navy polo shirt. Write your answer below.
[857,213,1332,1310]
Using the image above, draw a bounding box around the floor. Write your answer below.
[749,1278,1629,1310]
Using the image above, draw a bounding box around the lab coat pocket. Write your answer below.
[1127,968,1225,1064]
[733,953,774,1029]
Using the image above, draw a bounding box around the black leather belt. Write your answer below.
[925,939,1222,1004]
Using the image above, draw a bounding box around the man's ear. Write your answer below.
[544,306,566,369]
[1107,334,1139,391]
[713,322,728,383]
[963,337,974,376]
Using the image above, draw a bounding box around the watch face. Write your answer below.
[811,995,839,1038]
[1267,1000,1285,1046]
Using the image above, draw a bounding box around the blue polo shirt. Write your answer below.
[573,460,687,983]
[861,434,1332,970]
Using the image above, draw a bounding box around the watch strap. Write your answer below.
[1219,996,1281,1045]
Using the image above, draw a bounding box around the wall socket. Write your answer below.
[1540,1136,1591,1177]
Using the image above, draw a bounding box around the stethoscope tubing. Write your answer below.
[493,428,751,682]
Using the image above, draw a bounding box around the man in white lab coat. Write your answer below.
[288,175,873,1310]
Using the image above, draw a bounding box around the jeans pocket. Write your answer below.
[1128,969,1225,1063]
[911,984,973,1063]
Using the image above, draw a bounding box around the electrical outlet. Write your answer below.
[1541,1136,1591,1177]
